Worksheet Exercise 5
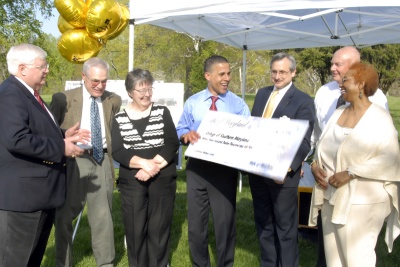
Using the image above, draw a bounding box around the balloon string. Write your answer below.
[104,44,120,79]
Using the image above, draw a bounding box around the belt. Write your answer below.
[83,148,108,156]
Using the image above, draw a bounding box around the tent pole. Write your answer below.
[238,46,247,193]
[128,0,135,71]
[241,46,247,100]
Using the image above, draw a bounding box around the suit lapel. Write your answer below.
[12,77,63,135]
[72,88,84,123]
[101,92,112,128]
[272,85,295,118]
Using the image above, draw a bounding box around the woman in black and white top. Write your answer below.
[112,68,179,267]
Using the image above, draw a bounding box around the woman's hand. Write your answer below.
[328,171,354,188]
[154,154,167,169]
[311,162,328,190]
[139,158,160,177]
[135,169,152,181]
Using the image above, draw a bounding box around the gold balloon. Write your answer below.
[107,4,129,40]
[85,0,93,7]
[57,15,76,34]
[86,0,123,39]
[55,0,88,28]
[57,29,103,64]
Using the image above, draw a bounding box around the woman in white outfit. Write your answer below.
[309,62,400,267]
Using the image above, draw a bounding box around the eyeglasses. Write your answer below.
[25,63,49,71]
[134,87,154,95]
[85,74,108,87]
[271,70,291,77]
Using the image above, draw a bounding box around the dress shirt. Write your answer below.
[15,76,55,123]
[261,82,292,116]
[81,87,106,149]
[176,88,250,137]
[311,81,389,149]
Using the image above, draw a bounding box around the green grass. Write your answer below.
[40,95,400,266]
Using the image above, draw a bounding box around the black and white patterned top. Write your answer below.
[111,104,179,179]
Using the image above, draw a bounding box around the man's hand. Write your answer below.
[65,122,91,144]
[64,138,84,158]
[181,131,201,145]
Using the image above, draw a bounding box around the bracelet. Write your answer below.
[348,171,356,179]
[310,161,316,167]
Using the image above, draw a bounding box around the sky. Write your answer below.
[38,8,61,37]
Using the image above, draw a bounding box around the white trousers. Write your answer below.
[321,199,390,267]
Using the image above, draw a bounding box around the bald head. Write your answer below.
[330,46,361,84]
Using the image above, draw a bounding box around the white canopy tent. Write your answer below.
[128,0,400,70]
[127,1,400,191]
[128,0,400,100]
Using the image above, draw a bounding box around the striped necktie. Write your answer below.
[91,96,103,163]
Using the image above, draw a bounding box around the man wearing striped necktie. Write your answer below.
[50,58,121,267]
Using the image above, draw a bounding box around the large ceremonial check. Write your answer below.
[185,111,309,181]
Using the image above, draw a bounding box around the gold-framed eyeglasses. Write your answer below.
[25,63,49,71]
[271,70,291,77]
[134,87,154,95]
[85,74,108,87]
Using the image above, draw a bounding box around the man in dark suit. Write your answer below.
[249,52,315,267]
[0,44,88,266]
[50,57,121,267]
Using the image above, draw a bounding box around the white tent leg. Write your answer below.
[72,210,83,243]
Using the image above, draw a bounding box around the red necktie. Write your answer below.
[210,96,218,111]
[34,90,45,109]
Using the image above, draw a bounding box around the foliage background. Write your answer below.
[1,0,400,97]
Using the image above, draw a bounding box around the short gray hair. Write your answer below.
[6,44,47,75]
[125,68,154,93]
[82,57,110,76]
[270,52,296,71]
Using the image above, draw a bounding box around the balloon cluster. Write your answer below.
[55,0,129,64]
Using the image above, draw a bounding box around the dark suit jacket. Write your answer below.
[50,87,121,179]
[0,76,67,212]
[250,84,315,187]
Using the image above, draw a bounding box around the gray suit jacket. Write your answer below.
[50,87,122,179]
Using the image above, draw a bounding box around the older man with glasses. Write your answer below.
[0,43,88,266]
[50,57,122,267]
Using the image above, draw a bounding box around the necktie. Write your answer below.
[210,96,219,111]
[91,96,103,163]
[263,90,279,118]
[34,89,45,109]
[336,94,345,108]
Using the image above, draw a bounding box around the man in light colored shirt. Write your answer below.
[176,55,250,267]
[311,46,389,267]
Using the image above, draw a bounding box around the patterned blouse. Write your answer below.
[111,104,179,179]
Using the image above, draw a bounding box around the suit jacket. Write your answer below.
[50,87,122,178]
[250,84,315,187]
[0,76,67,212]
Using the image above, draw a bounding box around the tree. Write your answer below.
[34,33,79,94]
[361,44,400,95]
[0,0,53,82]
[297,47,337,88]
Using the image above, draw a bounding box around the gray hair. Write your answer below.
[82,57,110,76]
[6,44,47,75]
[270,52,296,71]
[125,68,154,93]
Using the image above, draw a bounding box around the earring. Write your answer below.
[359,91,363,99]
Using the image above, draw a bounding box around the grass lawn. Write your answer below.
[40,94,400,266]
